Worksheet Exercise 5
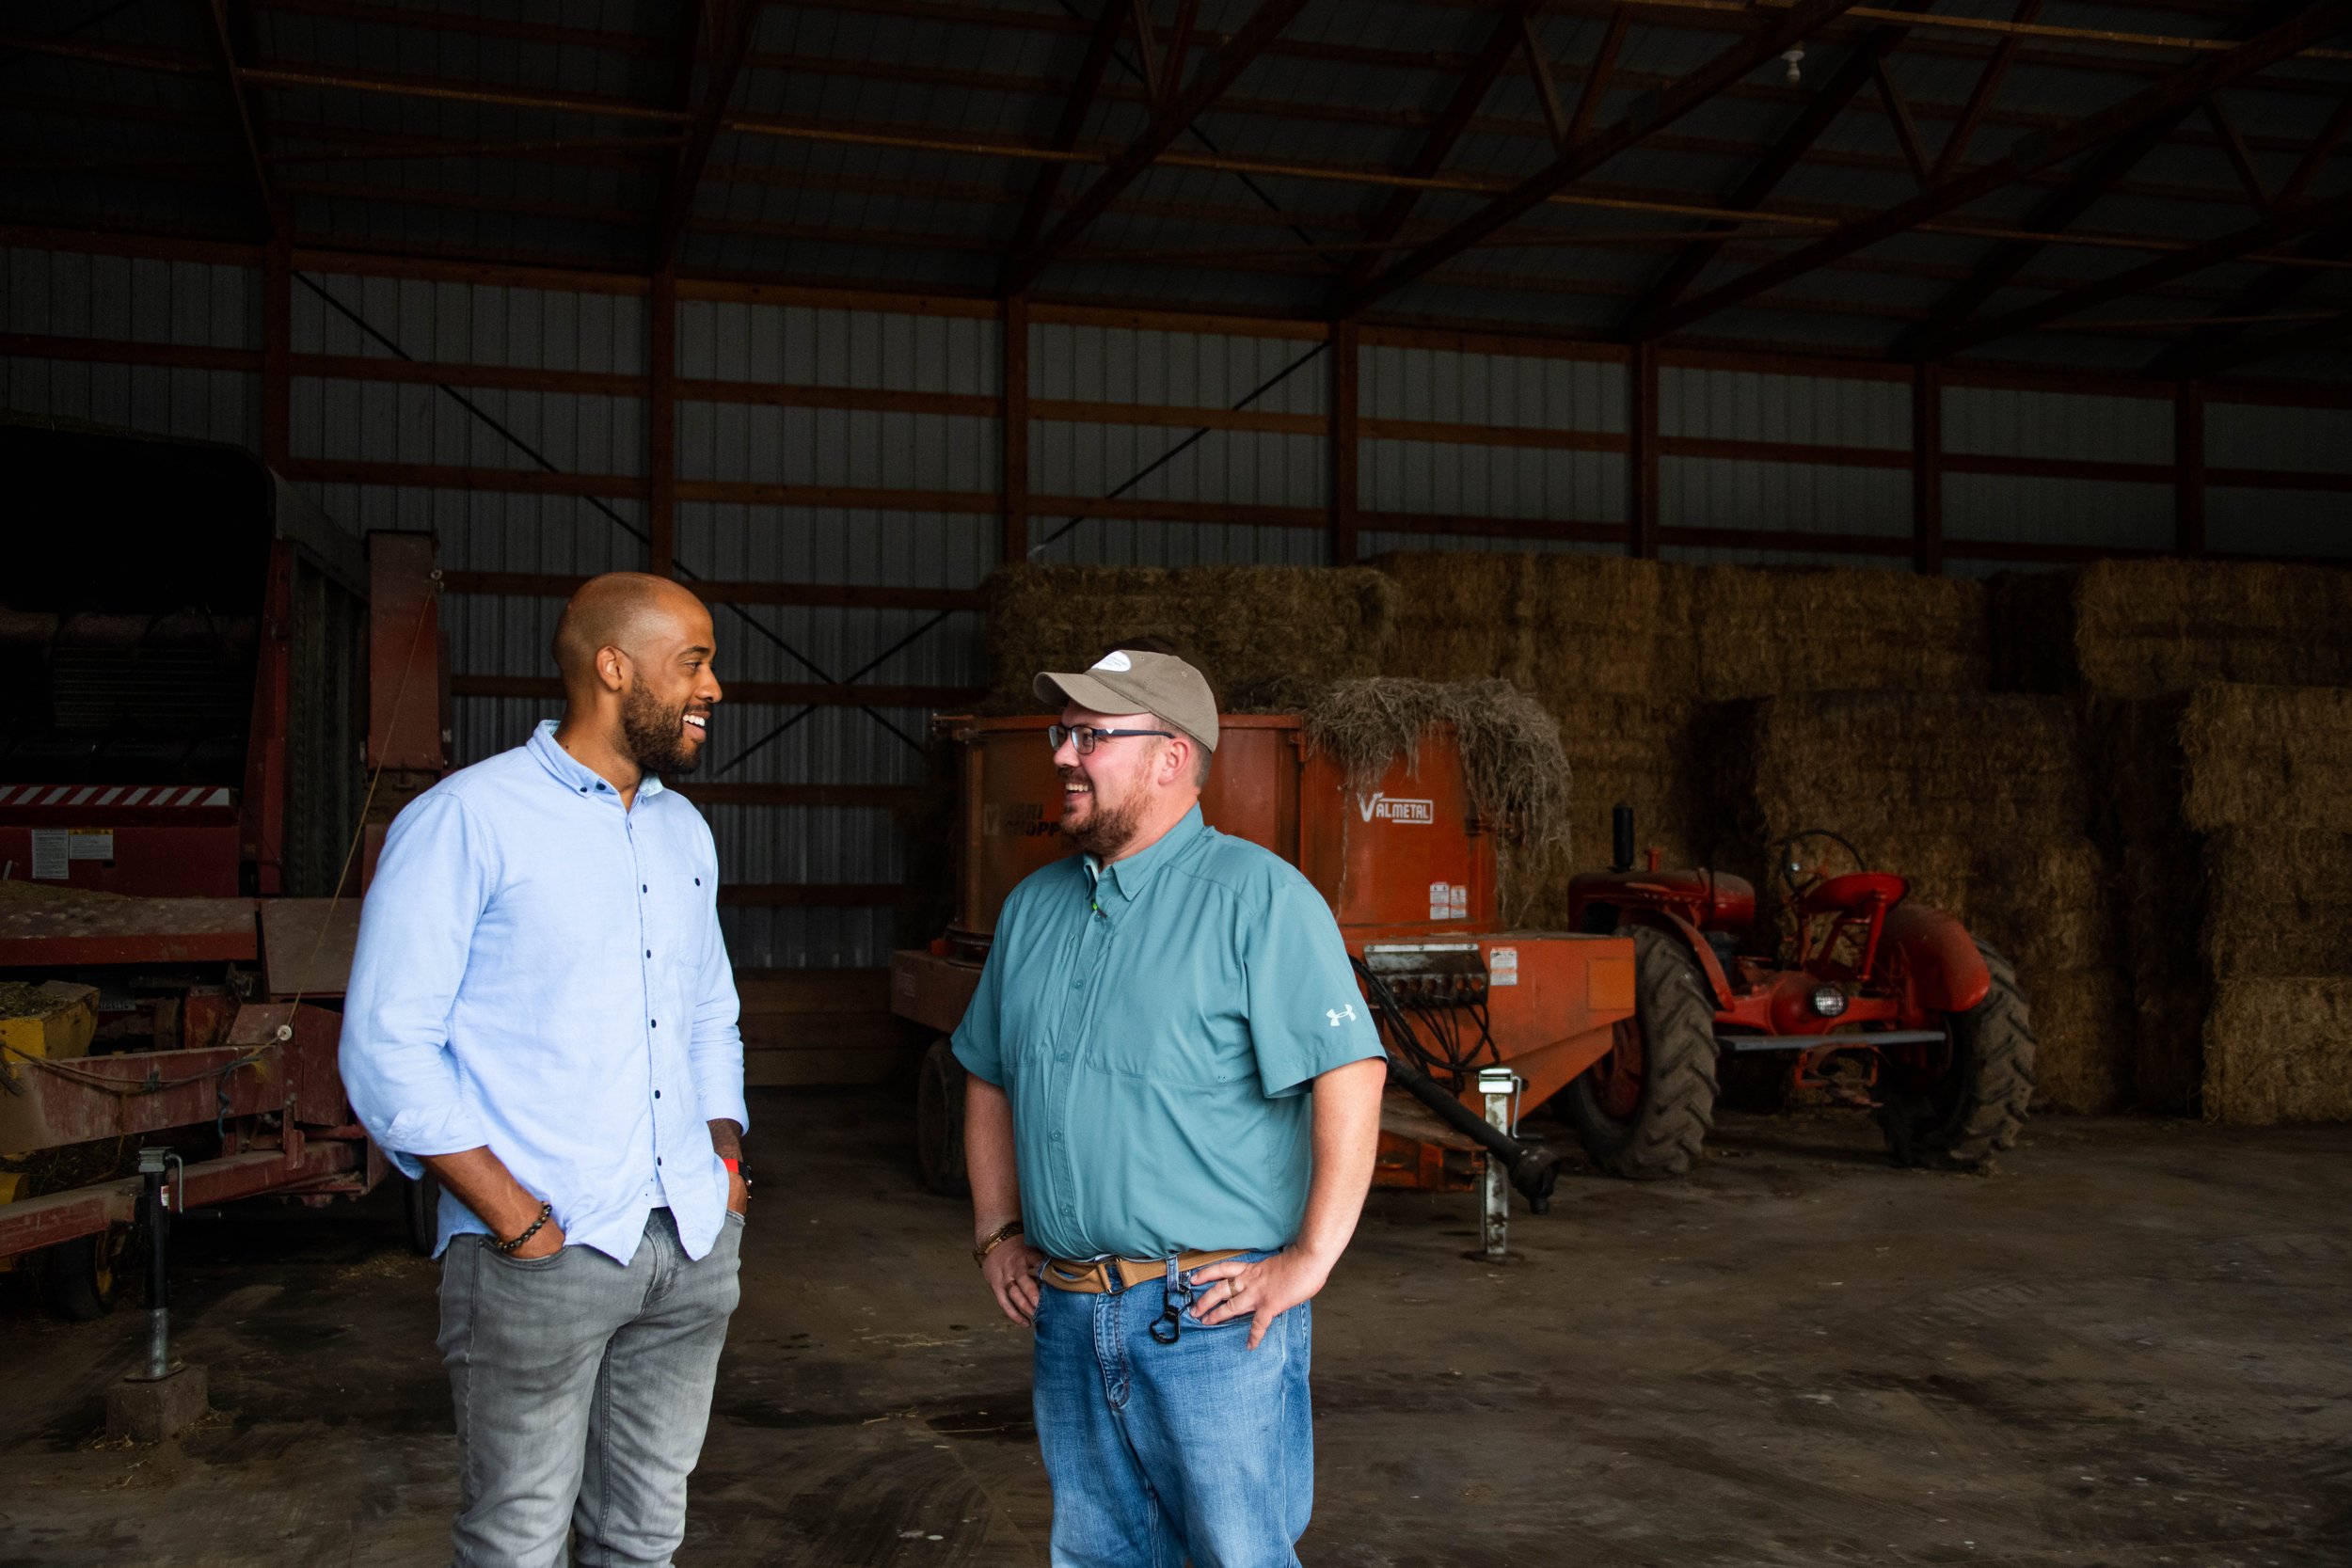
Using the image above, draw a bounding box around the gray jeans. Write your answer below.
[437,1207,744,1568]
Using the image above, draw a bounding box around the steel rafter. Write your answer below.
[1896,1,2305,360]
[997,0,1128,295]
[1620,7,1929,340]
[652,0,763,270]
[1336,0,1547,297]
[1934,190,2352,357]
[200,0,278,235]
[1648,0,2352,345]
[2192,303,2352,374]
[1931,0,2041,182]
[1000,0,1311,297]
[1340,0,1870,321]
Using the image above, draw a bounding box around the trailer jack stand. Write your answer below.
[1479,1069,1517,1261]
[107,1148,207,1444]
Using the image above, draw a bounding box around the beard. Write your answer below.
[620,683,704,776]
[1059,768,1147,859]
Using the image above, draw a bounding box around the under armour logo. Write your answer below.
[1327,1005,1357,1027]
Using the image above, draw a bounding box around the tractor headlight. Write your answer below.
[1810,985,1848,1018]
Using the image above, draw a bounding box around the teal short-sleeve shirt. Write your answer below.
[951,805,1384,1260]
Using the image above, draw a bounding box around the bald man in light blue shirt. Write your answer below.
[342,573,747,1568]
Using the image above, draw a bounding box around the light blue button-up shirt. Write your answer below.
[340,721,747,1263]
[952,806,1383,1261]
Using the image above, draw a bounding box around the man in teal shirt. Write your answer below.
[954,649,1387,1568]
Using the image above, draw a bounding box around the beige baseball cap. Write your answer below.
[1034,649,1219,752]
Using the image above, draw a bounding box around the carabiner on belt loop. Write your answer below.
[1150,1252,1186,1345]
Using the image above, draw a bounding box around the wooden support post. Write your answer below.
[262,233,290,470]
[649,269,676,577]
[2175,377,2206,556]
[1628,342,1659,559]
[1912,362,1943,575]
[1328,319,1359,566]
[1000,294,1030,564]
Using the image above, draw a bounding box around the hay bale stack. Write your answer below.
[1994,560,2352,697]
[980,563,1396,710]
[1692,568,1991,703]
[2098,685,2352,1122]
[2204,981,2352,1125]
[1713,691,2126,1112]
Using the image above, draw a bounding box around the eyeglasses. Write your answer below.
[1047,724,1174,755]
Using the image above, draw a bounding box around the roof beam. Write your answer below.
[2193,305,2352,375]
[1931,189,2352,357]
[652,0,763,270]
[2144,222,2352,375]
[200,0,278,236]
[997,0,1128,294]
[1646,1,2352,344]
[1000,0,1310,297]
[1340,0,1871,320]
[1872,55,1931,187]
[1335,1,1546,295]
[1619,16,1918,338]
[1931,0,2040,182]
[2202,98,2271,208]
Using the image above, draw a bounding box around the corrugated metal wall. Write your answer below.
[9,240,2352,966]
[2,246,262,447]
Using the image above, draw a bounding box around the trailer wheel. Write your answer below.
[915,1037,970,1197]
[402,1168,440,1257]
[41,1225,130,1322]
[1567,927,1720,1180]
[1877,942,2036,1171]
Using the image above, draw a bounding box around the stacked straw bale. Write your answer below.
[1709,692,2125,1113]
[979,563,1397,711]
[1692,567,1991,702]
[1994,559,2352,696]
[2106,686,2352,1123]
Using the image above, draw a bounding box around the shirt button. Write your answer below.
[654,1089,662,1099]
[645,949,652,958]
[642,884,648,893]
[650,1020,658,1029]
[657,1156,663,1166]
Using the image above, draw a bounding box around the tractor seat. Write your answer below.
[1795,870,1910,917]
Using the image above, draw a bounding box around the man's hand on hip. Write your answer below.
[1188,1248,1333,1350]
[980,1238,1047,1328]
[508,1215,567,1260]
[726,1165,749,1216]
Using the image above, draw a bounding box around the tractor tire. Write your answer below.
[1877,942,2037,1171]
[915,1037,971,1197]
[1567,927,1721,1180]
[41,1225,131,1322]
[402,1168,441,1257]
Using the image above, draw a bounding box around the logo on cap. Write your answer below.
[1090,651,1134,673]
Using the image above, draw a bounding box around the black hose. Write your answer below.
[1383,1052,1561,1214]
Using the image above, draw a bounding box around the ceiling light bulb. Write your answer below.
[1782,46,1805,87]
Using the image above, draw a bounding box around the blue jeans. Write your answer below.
[1032,1250,1314,1568]
[437,1207,743,1567]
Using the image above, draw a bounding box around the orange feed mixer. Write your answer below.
[891,714,1634,1200]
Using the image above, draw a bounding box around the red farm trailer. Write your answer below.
[0,420,447,1317]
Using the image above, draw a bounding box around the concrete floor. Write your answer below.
[2,1092,2347,1568]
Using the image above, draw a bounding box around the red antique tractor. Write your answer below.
[1563,810,2035,1177]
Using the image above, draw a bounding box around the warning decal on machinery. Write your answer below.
[1428,882,1470,920]
[1487,946,1518,986]
[29,830,67,879]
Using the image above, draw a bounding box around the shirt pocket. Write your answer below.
[1089,1001,1256,1087]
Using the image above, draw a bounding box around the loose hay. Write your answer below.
[2205,980,2352,1125]
[1300,677,1571,921]
[981,563,1396,711]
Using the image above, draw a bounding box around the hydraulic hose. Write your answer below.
[1383,1051,1561,1214]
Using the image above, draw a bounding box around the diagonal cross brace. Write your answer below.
[1652,0,2352,344]
[1000,0,1311,297]
[997,0,1129,295]
[1339,0,1870,321]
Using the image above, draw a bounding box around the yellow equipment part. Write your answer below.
[2,981,103,1229]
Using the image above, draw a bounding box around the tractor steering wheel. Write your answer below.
[1772,829,1865,903]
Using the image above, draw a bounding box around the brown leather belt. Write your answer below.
[1041,1248,1249,1294]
